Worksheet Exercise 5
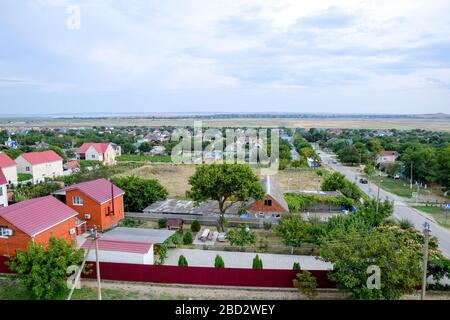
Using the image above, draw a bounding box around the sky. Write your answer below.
[1,0,450,115]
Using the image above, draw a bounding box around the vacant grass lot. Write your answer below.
[115,164,326,198]
[370,176,413,198]
[413,205,450,229]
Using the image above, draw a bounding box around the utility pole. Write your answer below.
[421,222,431,300]
[94,226,102,300]
[376,180,381,216]
[410,162,413,189]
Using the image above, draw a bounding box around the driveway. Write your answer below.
[319,149,450,258]
[164,248,332,270]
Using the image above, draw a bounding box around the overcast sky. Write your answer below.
[1,0,450,115]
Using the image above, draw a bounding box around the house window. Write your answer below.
[73,196,84,205]
[0,187,3,196]
[0,226,11,238]
[26,166,30,172]
[91,155,95,159]
[264,199,272,206]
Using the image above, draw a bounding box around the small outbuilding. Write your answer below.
[82,238,154,265]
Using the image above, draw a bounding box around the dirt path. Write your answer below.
[80,279,344,300]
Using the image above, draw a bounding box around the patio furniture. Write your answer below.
[200,229,210,242]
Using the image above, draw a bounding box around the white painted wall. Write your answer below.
[0,184,8,207]
[0,165,17,185]
[85,145,116,166]
[85,246,154,265]
[15,156,63,184]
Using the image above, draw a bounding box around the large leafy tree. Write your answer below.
[112,175,168,212]
[276,214,307,254]
[187,164,264,231]
[8,237,84,300]
[320,226,426,300]
[321,172,363,201]
[226,225,257,251]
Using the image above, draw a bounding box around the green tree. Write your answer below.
[320,226,423,300]
[8,237,84,300]
[187,164,264,232]
[112,175,168,212]
[183,231,193,245]
[190,220,201,233]
[293,262,301,270]
[178,255,188,267]
[122,142,136,155]
[337,145,361,164]
[252,254,263,269]
[275,215,307,254]
[214,255,225,268]
[138,142,151,153]
[293,271,318,299]
[226,225,256,251]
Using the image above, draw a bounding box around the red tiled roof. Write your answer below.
[82,238,152,254]
[0,153,16,168]
[0,195,78,237]
[64,160,80,168]
[18,150,62,165]
[76,142,111,154]
[0,169,7,185]
[381,151,398,156]
[60,178,124,204]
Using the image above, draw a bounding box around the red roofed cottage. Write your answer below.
[0,196,78,256]
[0,152,18,185]
[76,142,117,165]
[55,178,125,231]
[0,169,8,207]
[15,150,63,184]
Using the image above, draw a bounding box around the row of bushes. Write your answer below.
[284,193,354,212]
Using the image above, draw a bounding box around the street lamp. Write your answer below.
[421,222,431,300]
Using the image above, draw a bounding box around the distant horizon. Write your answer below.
[0,111,449,119]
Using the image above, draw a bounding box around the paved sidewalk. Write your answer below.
[165,248,332,270]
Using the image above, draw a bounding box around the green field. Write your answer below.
[370,176,413,198]
[413,205,450,229]
[117,154,172,162]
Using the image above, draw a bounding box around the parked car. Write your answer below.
[359,178,368,184]
[393,173,400,179]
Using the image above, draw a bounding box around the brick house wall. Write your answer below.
[64,189,124,231]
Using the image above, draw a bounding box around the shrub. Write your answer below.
[178,255,188,267]
[214,255,225,268]
[399,218,414,230]
[263,221,272,230]
[191,220,201,233]
[293,262,301,270]
[158,218,167,229]
[183,231,193,245]
[252,254,263,269]
[170,233,182,247]
[293,271,318,299]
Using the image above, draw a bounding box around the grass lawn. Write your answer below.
[413,205,450,229]
[117,154,172,162]
[369,176,413,198]
[115,164,326,198]
[0,277,186,300]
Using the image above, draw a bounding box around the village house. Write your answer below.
[15,150,63,184]
[0,170,8,208]
[63,160,80,174]
[54,178,125,232]
[376,151,400,165]
[76,142,118,166]
[0,153,18,185]
[0,196,79,256]
[247,176,290,217]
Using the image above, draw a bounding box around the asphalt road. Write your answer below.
[319,149,450,258]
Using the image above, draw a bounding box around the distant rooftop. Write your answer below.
[143,199,245,216]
